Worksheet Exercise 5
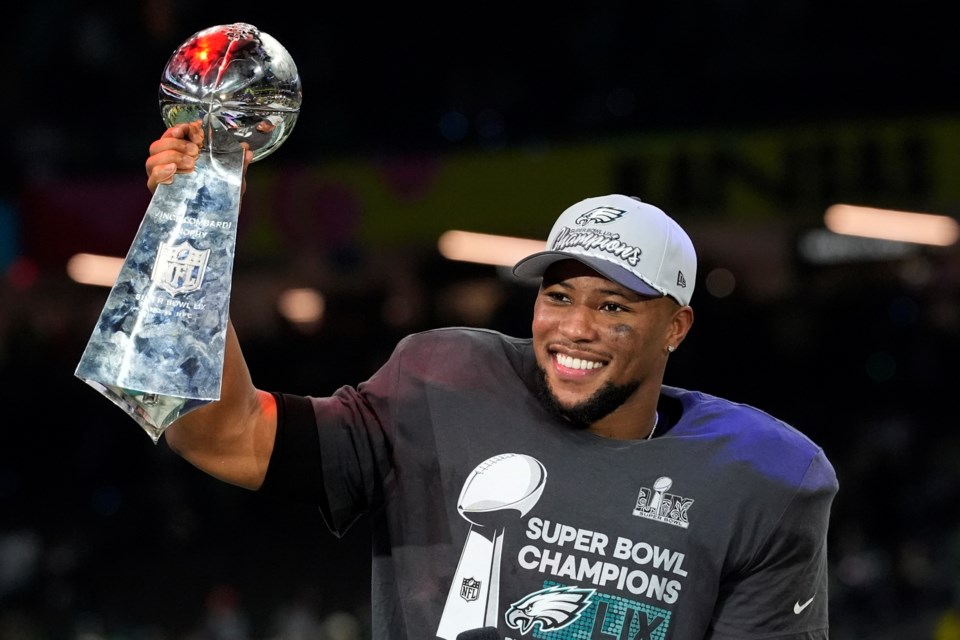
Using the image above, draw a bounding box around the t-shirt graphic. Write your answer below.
[437,453,548,639]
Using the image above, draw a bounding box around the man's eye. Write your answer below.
[601,303,625,312]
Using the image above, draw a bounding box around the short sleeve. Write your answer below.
[709,449,839,639]
[258,392,326,506]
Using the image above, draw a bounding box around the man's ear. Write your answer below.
[668,305,694,351]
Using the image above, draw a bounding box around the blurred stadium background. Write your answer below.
[2,2,960,639]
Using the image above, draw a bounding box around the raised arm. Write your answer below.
[145,122,275,490]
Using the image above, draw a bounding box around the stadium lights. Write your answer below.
[277,287,325,325]
[437,230,545,267]
[824,204,959,247]
[66,253,124,286]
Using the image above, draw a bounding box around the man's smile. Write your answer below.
[554,352,606,371]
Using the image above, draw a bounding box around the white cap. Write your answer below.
[512,194,697,306]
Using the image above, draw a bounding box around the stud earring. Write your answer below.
[667,345,676,353]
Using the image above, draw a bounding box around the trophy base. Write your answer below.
[80,380,210,444]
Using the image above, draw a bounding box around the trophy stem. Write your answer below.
[75,147,245,443]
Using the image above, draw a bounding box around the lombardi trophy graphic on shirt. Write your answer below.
[436,453,547,640]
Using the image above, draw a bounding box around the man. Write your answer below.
[144,122,838,639]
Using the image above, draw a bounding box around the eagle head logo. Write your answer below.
[575,206,625,226]
[504,585,595,635]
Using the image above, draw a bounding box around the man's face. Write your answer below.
[530,260,683,428]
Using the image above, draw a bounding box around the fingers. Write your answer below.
[144,121,255,196]
[239,143,253,197]
[145,121,204,193]
[160,119,204,146]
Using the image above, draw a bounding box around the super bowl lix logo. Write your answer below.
[633,477,693,529]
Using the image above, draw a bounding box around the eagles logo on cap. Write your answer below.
[575,206,625,225]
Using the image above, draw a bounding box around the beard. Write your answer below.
[533,365,640,429]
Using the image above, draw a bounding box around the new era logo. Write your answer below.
[677,271,687,288]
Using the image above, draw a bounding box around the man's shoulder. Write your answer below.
[398,326,529,353]
[663,386,828,457]
[664,386,838,491]
[391,327,532,372]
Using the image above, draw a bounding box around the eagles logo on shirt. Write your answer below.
[505,585,595,634]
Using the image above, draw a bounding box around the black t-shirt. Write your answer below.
[261,327,838,639]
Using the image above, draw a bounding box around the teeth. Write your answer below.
[556,353,604,370]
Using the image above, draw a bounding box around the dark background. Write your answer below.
[12,2,960,176]
[2,2,960,639]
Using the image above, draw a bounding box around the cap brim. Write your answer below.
[512,251,664,298]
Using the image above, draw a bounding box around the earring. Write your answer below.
[667,345,676,353]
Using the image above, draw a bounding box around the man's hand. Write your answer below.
[145,120,253,194]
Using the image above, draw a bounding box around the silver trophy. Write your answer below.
[75,22,302,443]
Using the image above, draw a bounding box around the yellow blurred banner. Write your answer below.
[23,116,960,267]
[240,115,960,253]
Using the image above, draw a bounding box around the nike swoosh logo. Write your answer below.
[794,596,815,614]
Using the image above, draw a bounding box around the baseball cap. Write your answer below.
[512,194,697,306]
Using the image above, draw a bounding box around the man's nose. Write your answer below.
[558,305,598,341]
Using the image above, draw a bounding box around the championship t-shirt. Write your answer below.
[261,327,838,640]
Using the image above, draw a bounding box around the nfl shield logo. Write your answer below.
[153,241,210,295]
[460,577,481,602]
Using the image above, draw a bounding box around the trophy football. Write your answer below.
[75,22,302,443]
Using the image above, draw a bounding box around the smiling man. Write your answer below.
[139,123,839,640]
[514,195,696,442]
